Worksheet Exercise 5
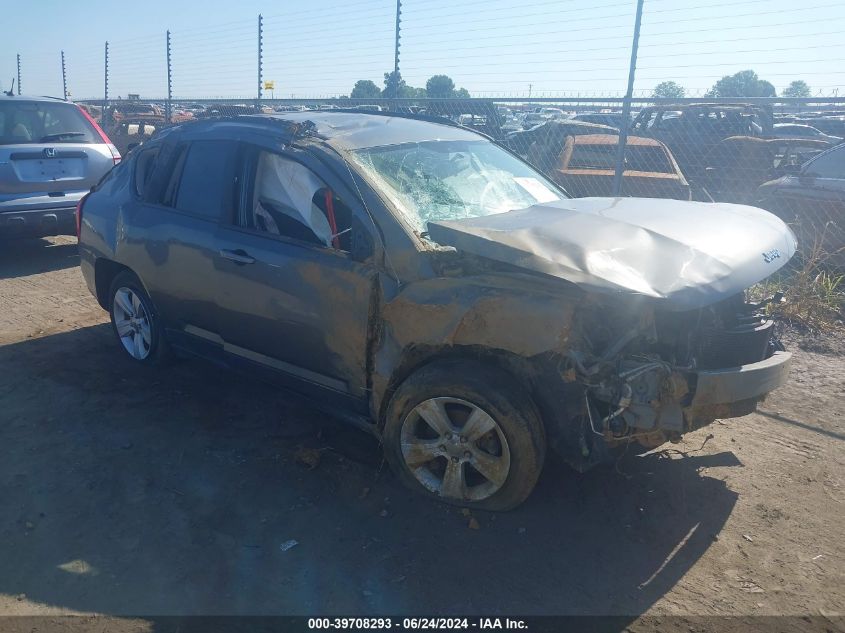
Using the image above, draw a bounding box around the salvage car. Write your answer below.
[797,117,845,139]
[572,112,629,130]
[757,143,845,269]
[1,94,121,238]
[631,103,773,183]
[504,119,618,175]
[549,134,690,200]
[773,123,843,146]
[107,119,158,157]
[703,136,830,204]
[77,112,795,510]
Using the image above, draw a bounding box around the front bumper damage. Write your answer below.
[551,294,793,467]
[580,347,792,450]
[685,350,791,427]
[558,349,792,469]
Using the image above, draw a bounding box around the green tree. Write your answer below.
[350,79,382,100]
[705,70,776,98]
[383,71,405,98]
[652,81,685,100]
[424,75,471,98]
[382,71,424,98]
[782,80,811,98]
[426,75,456,99]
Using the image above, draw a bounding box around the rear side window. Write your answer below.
[133,148,159,198]
[0,101,98,145]
[171,141,238,220]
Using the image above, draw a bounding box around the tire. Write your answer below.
[108,270,170,366]
[382,359,546,511]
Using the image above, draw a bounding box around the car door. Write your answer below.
[119,139,238,350]
[212,143,379,406]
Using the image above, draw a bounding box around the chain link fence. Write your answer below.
[71,95,845,274]
[7,1,845,280]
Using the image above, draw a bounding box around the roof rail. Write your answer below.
[177,114,319,139]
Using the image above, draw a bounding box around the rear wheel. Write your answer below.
[108,271,170,366]
[383,360,546,511]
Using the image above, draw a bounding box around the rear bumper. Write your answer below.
[0,206,76,238]
[685,351,792,425]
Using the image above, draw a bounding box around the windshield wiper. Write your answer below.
[39,132,86,142]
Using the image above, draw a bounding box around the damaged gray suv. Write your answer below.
[78,112,794,510]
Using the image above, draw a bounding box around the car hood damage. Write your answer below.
[427,197,797,310]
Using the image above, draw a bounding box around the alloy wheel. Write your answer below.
[400,397,511,502]
[112,287,152,360]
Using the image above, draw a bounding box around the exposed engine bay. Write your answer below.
[560,292,785,460]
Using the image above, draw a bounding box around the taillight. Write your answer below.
[75,194,88,239]
[76,104,121,164]
[107,143,121,164]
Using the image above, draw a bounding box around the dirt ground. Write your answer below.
[1,237,843,629]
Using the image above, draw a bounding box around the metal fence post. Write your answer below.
[61,51,68,100]
[166,30,172,123]
[257,14,263,103]
[612,0,645,197]
[104,41,109,127]
[392,0,402,104]
[16,54,21,95]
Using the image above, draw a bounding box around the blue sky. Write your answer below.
[2,0,844,99]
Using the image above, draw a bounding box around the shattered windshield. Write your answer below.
[350,139,565,233]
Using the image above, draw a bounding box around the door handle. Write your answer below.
[219,249,256,265]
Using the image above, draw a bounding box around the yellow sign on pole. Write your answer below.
[264,81,275,90]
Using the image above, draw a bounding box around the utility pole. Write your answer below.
[166,30,172,123]
[528,83,532,99]
[257,14,263,103]
[612,0,645,197]
[16,54,21,94]
[61,51,68,100]
[392,0,401,101]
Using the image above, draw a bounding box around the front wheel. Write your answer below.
[382,360,546,511]
[108,270,170,366]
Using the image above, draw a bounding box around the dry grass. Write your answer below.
[750,237,845,331]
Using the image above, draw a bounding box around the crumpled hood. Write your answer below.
[427,197,797,310]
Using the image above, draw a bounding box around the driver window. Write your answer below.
[241,150,352,250]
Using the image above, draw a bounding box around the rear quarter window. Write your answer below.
[133,148,160,198]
